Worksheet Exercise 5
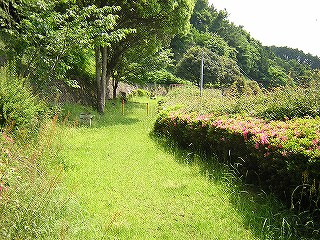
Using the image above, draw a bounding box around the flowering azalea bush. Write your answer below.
[154,111,320,209]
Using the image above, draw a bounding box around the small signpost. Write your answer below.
[80,113,93,126]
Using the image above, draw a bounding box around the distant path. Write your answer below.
[60,101,256,239]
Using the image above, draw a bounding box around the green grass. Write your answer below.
[56,99,301,239]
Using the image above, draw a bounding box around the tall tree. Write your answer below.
[0,1,131,111]
[81,0,195,112]
[176,46,242,87]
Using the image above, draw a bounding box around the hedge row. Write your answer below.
[154,112,320,210]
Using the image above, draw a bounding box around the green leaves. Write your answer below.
[0,0,135,94]
[0,68,45,132]
[176,46,242,87]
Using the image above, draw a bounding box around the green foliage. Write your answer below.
[162,85,320,121]
[0,0,132,95]
[153,111,320,214]
[146,69,184,84]
[256,86,320,120]
[0,68,46,133]
[118,48,178,85]
[131,89,151,97]
[94,0,195,88]
[176,46,243,87]
[267,66,289,87]
[0,117,93,239]
[155,85,320,216]
[270,46,320,69]
[172,0,320,89]
[224,78,262,96]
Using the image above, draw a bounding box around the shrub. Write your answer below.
[0,68,46,134]
[131,88,151,97]
[154,112,320,210]
[162,85,320,121]
[146,69,185,84]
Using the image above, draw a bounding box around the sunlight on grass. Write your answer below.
[57,99,292,239]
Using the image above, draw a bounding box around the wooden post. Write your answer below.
[146,102,149,115]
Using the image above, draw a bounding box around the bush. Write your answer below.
[162,85,320,121]
[131,88,151,97]
[0,68,46,134]
[146,69,185,84]
[154,112,320,210]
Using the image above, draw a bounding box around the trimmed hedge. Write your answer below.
[154,112,320,210]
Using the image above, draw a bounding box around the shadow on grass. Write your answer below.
[150,133,320,240]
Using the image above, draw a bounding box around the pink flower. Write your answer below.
[255,142,259,149]
[312,139,319,146]
[294,130,300,137]
[196,115,208,121]
[260,134,269,145]
[216,120,223,126]
[243,130,248,141]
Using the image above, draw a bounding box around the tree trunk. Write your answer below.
[95,45,102,112]
[100,46,107,113]
[113,79,119,99]
[106,70,112,101]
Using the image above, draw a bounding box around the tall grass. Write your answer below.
[0,115,103,239]
[162,85,320,120]
[0,68,94,239]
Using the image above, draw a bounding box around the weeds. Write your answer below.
[162,85,320,121]
[0,115,93,239]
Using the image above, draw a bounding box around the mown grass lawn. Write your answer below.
[58,99,289,239]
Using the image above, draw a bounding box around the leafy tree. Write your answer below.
[1,0,88,84]
[270,46,320,69]
[0,0,132,112]
[267,66,289,87]
[111,48,182,98]
[176,46,242,87]
[78,0,195,111]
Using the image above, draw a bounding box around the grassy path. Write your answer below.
[59,101,258,239]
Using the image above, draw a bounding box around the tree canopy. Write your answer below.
[1,0,320,110]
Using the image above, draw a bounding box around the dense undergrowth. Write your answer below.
[161,84,320,120]
[0,69,93,239]
[154,85,320,237]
